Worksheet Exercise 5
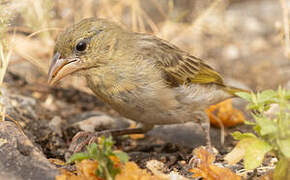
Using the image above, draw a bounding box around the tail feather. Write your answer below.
[223,85,251,97]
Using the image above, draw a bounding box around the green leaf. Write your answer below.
[285,91,290,100]
[96,165,105,178]
[244,120,256,126]
[253,125,261,136]
[287,103,290,110]
[244,138,272,170]
[280,113,290,136]
[247,104,260,111]
[232,131,256,140]
[277,139,290,158]
[263,104,272,111]
[68,152,91,163]
[87,143,98,155]
[103,136,114,155]
[107,159,115,173]
[254,116,278,136]
[273,157,290,180]
[235,92,252,102]
[114,151,129,163]
[110,167,121,178]
[257,90,277,104]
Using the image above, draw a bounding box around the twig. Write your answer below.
[280,0,290,58]
[27,27,62,38]
[5,114,25,136]
[171,0,225,42]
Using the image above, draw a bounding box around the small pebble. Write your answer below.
[48,116,63,136]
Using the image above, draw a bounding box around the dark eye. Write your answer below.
[75,41,87,52]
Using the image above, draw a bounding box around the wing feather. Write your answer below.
[136,34,225,87]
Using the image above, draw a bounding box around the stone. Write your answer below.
[70,111,130,132]
[49,116,63,137]
[0,121,59,180]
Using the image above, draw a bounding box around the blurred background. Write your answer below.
[0,0,289,163]
[1,0,290,92]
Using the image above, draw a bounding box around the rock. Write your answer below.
[48,116,63,137]
[285,81,290,90]
[264,104,280,119]
[0,121,59,180]
[1,89,42,141]
[69,111,130,132]
[3,91,37,120]
[149,122,221,149]
[226,0,281,36]
[250,37,269,52]
[223,45,240,60]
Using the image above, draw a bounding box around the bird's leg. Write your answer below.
[189,111,213,167]
[201,115,211,148]
[195,111,212,149]
[65,123,153,160]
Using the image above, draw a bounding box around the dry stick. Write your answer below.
[26,27,62,39]
[132,1,145,33]
[151,0,167,19]
[0,31,14,122]
[103,1,117,22]
[12,48,47,72]
[0,44,12,84]
[131,0,138,32]
[171,0,225,42]
[5,114,25,136]
[280,0,290,58]
[137,11,146,33]
[0,29,14,84]
[139,8,159,33]
[10,28,60,74]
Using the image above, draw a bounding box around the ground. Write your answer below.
[1,0,289,179]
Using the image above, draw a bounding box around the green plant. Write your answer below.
[69,136,129,180]
[226,88,290,180]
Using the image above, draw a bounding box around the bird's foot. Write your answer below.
[205,133,215,153]
[65,127,150,160]
[65,130,111,160]
[189,145,218,168]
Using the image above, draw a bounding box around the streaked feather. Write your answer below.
[136,34,224,87]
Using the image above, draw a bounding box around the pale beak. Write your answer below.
[48,52,83,85]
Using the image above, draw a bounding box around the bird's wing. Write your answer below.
[160,53,224,87]
[136,34,225,87]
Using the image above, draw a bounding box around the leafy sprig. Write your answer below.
[226,87,290,180]
[69,136,129,180]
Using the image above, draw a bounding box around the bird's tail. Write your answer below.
[223,85,251,97]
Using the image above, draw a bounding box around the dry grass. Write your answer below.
[280,0,290,58]
[0,0,18,121]
[6,0,232,74]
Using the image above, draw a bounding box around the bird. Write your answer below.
[48,17,248,153]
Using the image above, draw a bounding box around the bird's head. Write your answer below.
[48,17,124,85]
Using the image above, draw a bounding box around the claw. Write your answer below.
[88,136,98,145]
[65,126,149,160]
[72,131,91,142]
[67,130,112,158]
[65,131,93,160]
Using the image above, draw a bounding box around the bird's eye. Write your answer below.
[75,41,87,52]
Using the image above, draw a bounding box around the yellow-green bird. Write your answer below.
[48,17,248,152]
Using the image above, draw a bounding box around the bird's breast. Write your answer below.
[83,62,230,125]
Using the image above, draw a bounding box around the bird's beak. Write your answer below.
[48,52,83,86]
